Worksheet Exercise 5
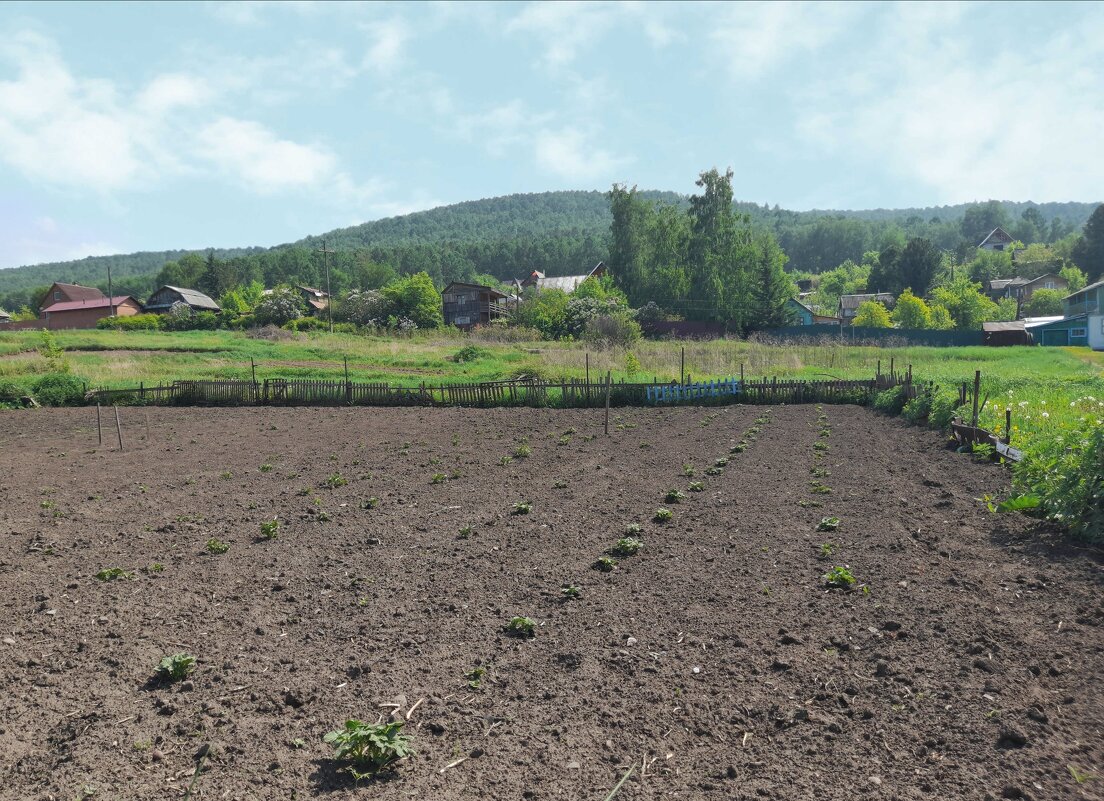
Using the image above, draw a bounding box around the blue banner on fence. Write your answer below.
[646,379,741,404]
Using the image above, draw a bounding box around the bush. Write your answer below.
[583,313,642,347]
[872,385,908,415]
[32,373,85,406]
[254,288,307,327]
[1014,424,1104,543]
[470,323,543,342]
[902,389,933,424]
[454,345,487,362]
[0,379,28,407]
[928,388,965,429]
[284,316,328,332]
[97,314,163,331]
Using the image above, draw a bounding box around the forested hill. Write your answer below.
[0,191,1098,308]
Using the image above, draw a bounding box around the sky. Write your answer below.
[0,1,1102,269]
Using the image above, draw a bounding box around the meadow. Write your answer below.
[1,327,1101,461]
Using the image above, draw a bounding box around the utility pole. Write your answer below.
[316,239,334,333]
[107,264,115,317]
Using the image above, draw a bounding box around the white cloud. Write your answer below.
[137,73,212,113]
[194,117,337,193]
[534,128,628,181]
[361,18,410,74]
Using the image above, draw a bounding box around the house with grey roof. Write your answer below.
[144,286,221,313]
[518,262,606,293]
[837,293,895,324]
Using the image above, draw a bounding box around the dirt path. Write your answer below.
[0,405,1100,800]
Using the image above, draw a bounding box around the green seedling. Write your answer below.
[499,455,513,466]
[823,566,857,589]
[557,435,571,446]
[594,556,618,572]
[813,441,829,452]
[810,481,832,494]
[552,480,567,489]
[458,525,473,539]
[561,584,581,599]
[219,471,233,480]
[205,538,229,554]
[625,522,642,535]
[323,719,413,779]
[682,464,695,477]
[144,563,165,573]
[704,466,724,476]
[260,463,274,473]
[360,497,380,510]
[817,516,840,532]
[513,444,532,458]
[260,518,280,539]
[316,511,332,522]
[506,616,536,638]
[466,667,486,689]
[819,542,835,557]
[431,472,447,484]
[714,457,729,467]
[653,507,673,523]
[297,487,311,496]
[665,489,686,504]
[688,481,704,492]
[95,567,133,581]
[730,443,746,453]
[1068,765,1098,785]
[612,537,643,557]
[155,653,196,683]
[512,501,531,515]
[325,472,348,489]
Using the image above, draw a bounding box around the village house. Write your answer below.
[296,286,330,314]
[977,227,1015,253]
[144,286,221,314]
[1027,279,1103,348]
[39,295,143,329]
[518,262,606,293]
[837,293,895,324]
[442,282,510,329]
[984,273,1068,305]
[39,282,105,311]
[785,298,840,325]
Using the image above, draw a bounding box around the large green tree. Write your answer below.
[380,271,443,328]
[1072,204,1104,281]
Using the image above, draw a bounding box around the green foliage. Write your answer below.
[97,313,163,331]
[380,272,443,329]
[928,388,965,429]
[852,300,892,328]
[612,537,643,556]
[31,373,85,406]
[593,556,618,572]
[323,719,413,777]
[823,566,857,589]
[624,522,642,535]
[873,385,909,415]
[513,443,532,458]
[205,538,229,554]
[430,472,447,484]
[816,516,840,532]
[902,388,933,423]
[560,584,581,599]
[653,507,673,523]
[1058,264,1087,292]
[512,288,570,339]
[1072,203,1104,280]
[253,287,306,327]
[361,496,381,510]
[929,276,999,330]
[688,481,704,492]
[454,344,487,362]
[891,289,933,329]
[1013,423,1103,543]
[324,472,348,488]
[664,489,685,504]
[1021,289,1065,317]
[0,379,26,406]
[259,518,280,539]
[511,501,531,515]
[95,567,134,581]
[506,616,536,637]
[155,653,196,682]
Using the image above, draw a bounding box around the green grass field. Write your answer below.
[2,328,1101,455]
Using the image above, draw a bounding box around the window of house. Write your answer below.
[1071,328,1087,338]
[54,290,61,301]
[1044,281,1054,289]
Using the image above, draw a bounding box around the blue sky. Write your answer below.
[1,1,1101,269]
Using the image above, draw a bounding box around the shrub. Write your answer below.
[31,373,84,406]
[583,313,642,347]
[454,344,487,362]
[254,288,306,327]
[0,379,27,406]
[1014,424,1104,543]
[872,385,908,415]
[284,316,328,332]
[928,388,965,429]
[97,313,162,331]
[902,389,933,424]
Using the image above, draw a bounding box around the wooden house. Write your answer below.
[38,282,104,311]
[39,295,143,329]
[145,286,221,313]
[786,298,839,325]
[296,286,330,314]
[442,282,509,329]
[978,227,1015,252]
[982,320,1031,346]
[838,293,895,324]
[520,262,606,293]
[985,273,1068,304]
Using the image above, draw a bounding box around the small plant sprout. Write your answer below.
[466,667,486,689]
[665,489,686,504]
[513,443,532,458]
[431,472,447,484]
[512,501,531,515]
[561,584,581,599]
[714,457,729,467]
[730,442,746,454]
[682,463,695,477]
[506,616,536,638]
[260,517,280,539]
[499,455,513,466]
[219,471,233,480]
[553,479,568,489]
[625,522,643,535]
[325,472,348,489]
[557,434,571,446]
[323,719,414,779]
[813,441,829,452]
[704,466,724,476]
[811,466,830,477]
[594,556,618,572]
[654,507,673,523]
[819,542,835,558]
[823,566,857,589]
[260,463,274,473]
[95,567,133,581]
[458,525,474,539]
[810,481,832,494]
[612,537,643,557]
[688,481,704,492]
[360,496,380,510]
[155,653,196,683]
[817,516,840,532]
[206,538,229,554]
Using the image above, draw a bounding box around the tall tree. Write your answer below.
[1072,204,1104,281]
[960,200,1011,247]
[687,168,740,324]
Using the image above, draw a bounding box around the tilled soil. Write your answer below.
[0,404,1101,801]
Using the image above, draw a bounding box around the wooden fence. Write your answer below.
[86,371,914,409]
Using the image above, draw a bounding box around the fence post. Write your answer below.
[604,371,611,436]
[971,370,981,428]
[114,405,124,452]
[344,356,351,405]
[95,404,102,445]
[1005,407,1012,444]
[681,347,685,385]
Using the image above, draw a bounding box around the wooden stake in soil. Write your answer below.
[95,404,102,445]
[972,370,981,428]
[250,358,258,404]
[113,405,124,452]
[1005,408,1012,444]
[680,346,685,385]
[604,371,612,436]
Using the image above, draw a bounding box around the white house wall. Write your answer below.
[1090,315,1104,351]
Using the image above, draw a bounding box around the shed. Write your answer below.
[786,298,840,325]
[982,320,1031,346]
[442,282,509,329]
[145,286,221,313]
[296,286,330,314]
[1025,314,1089,346]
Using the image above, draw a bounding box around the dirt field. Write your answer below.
[0,404,1100,801]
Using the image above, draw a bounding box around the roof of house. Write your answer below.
[40,282,105,309]
[1064,279,1104,301]
[1023,315,1073,328]
[522,262,606,292]
[147,286,221,311]
[42,295,138,313]
[442,282,508,298]
[839,293,895,310]
[296,285,329,298]
[982,321,1026,333]
[0,309,10,320]
[988,278,1023,291]
[978,227,1014,248]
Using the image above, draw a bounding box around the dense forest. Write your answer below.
[0,190,1099,315]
